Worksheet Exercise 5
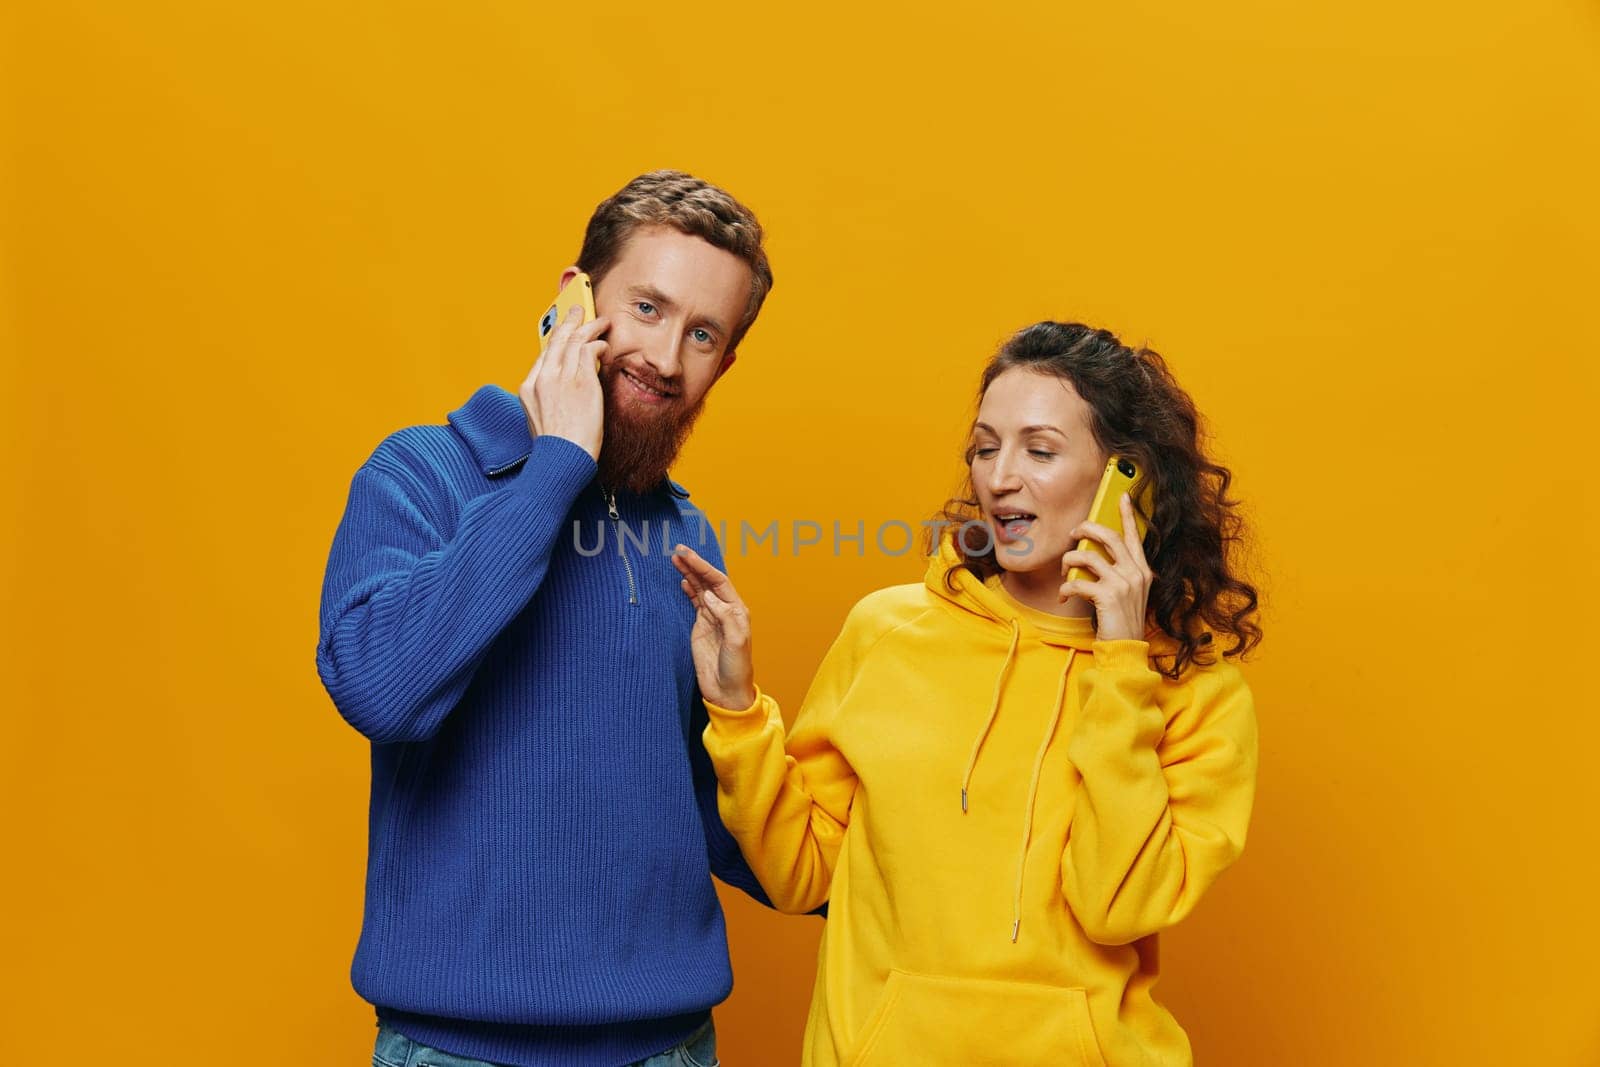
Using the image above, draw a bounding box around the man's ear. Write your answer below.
[713,350,739,382]
[558,266,581,289]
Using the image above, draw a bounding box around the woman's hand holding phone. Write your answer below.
[672,545,758,711]
[1059,492,1156,642]
[519,304,609,461]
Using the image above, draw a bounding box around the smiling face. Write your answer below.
[563,225,753,492]
[969,367,1108,578]
[583,225,752,410]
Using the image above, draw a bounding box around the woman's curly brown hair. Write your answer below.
[932,321,1262,680]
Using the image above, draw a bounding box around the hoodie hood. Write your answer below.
[923,529,1182,656]
[924,534,1096,652]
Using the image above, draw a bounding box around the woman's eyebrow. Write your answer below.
[973,421,1066,437]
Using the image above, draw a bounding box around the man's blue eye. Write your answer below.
[692,329,712,344]
[637,301,656,316]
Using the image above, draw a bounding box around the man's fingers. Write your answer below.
[526,307,588,395]
[542,308,593,377]
[560,317,610,372]
[544,304,586,362]
[575,340,608,376]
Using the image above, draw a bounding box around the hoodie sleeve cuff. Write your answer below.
[704,685,777,739]
[1091,639,1155,673]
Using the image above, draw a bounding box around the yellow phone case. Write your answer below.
[1065,456,1153,585]
[536,273,596,354]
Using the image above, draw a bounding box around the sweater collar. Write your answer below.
[445,382,692,499]
[448,384,533,476]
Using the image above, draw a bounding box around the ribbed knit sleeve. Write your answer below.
[316,434,596,743]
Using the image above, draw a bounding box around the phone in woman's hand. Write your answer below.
[1065,456,1153,584]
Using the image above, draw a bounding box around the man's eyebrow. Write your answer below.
[625,284,729,337]
[972,421,1067,437]
[625,284,676,311]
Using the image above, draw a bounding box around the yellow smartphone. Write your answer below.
[536,272,596,354]
[1065,456,1154,585]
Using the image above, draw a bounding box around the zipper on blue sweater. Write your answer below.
[603,486,639,606]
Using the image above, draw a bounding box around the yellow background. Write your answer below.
[4,1,1598,1063]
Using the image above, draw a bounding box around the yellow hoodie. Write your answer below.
[703,535,1259,1067]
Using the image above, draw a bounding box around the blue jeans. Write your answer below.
[372,1018,718,1067]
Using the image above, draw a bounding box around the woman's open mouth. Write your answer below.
[990,511,1036,543]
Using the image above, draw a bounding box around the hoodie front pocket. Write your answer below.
[848,970,1107,1067]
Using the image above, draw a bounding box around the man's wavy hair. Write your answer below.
[933,321,1263,680]
[576,169,773,353]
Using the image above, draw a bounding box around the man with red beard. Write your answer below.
[316,171,773,1067]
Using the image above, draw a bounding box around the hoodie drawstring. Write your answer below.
[961,620,1019,814]
[1009,648,1076,942]
[960,622,1079,944]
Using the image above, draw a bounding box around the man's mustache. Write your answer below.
[605,361,682,402]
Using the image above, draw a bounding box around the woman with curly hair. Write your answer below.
[672,321,1262,1066]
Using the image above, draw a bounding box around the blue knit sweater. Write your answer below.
[316,384,766,1067]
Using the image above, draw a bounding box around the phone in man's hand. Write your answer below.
[537,272,597,354]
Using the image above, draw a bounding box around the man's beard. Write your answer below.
[595,362,707,495]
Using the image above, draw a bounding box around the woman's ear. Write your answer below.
[558,266,581,289]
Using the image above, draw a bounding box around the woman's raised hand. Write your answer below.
[672,545,758,711]
[1058,492,1155,642]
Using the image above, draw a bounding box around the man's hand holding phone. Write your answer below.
[519,303,609,462]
